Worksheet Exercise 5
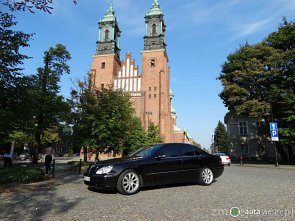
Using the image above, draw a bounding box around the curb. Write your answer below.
[232,163,295,170]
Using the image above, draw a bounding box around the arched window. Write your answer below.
[152,24,157,35]
[105,30,109,40]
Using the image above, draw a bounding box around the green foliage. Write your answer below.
[146,122,163,144]
[70,80,163,156]
[41,126,60,144]
[30,44,71,162]
[0,11,32,84]
[1,0,77,14]
[70,81,136,154]
[214,121,228,153]
[0,166,44,184]
[123,117,148,153]
[0,12,33,141]
[219,18,295,161]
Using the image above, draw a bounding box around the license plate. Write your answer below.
[84,176,90,181]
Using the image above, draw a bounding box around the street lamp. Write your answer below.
[145,111,152,127]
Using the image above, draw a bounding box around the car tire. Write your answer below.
[199,167,214,186]
[228,163,231,166]
[116,169,140,195]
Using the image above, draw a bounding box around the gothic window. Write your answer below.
[154,94,157,98]
[150,59,155,68]
[149,87,152,91]
[149,94,151,98]
[105,30,109,41]
[239,122,248,135]
[152,24,157,35]
[101,62,105,69]
[154,86,157,91]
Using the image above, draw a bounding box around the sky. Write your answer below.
[2,0,295,150]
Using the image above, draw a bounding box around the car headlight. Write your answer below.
[96,165,113,174]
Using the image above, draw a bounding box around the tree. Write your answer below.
[0,11,32,142]
[31,44,71,163]
[123,117,148,155]
[1,0,77,14]
[69,79,164,161]
[70,81,137,159]
[218,19,295,162]
[146,122,163,144]
[213,121,228,154]
[264,18,295,162]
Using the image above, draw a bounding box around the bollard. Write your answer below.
[52,159,55,176]
[79,159,82,174]
[240,155,243,166]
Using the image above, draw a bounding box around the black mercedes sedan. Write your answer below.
[83,143,224,195]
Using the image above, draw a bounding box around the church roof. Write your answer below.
[146,0,163,17]
[101,4,116,22]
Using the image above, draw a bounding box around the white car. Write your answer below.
[214,153,231,166]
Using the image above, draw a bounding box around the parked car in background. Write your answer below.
[214,153,231,166]
[84,143,224,195]
[19,153,30,160]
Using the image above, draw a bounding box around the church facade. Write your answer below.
[89,0,192,143]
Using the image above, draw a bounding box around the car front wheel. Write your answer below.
[117,169,140,195]
[199,167,214,185]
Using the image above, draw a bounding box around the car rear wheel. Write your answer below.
[199,167,214,185]
[117,170,140,195]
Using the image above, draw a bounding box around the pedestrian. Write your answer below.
[3,142,14,168]
[87,149,93,161]
[45,143,54,174]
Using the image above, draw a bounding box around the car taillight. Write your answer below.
[226,157,230,160]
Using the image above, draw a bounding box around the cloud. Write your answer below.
[233,19,272,38]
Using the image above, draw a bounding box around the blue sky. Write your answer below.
[4,0,295,149]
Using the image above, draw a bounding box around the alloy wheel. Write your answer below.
[201,168,213,185]
[122,172,140,194]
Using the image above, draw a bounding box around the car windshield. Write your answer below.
[128,144,163,158]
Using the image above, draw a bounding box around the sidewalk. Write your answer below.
[232,163,295,170]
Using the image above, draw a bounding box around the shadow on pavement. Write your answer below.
[0,160,85,220]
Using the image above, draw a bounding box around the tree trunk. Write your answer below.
[287,145,294,164]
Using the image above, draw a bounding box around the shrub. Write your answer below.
[0,166,45,184]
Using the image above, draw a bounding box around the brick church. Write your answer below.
[89,0,192,144]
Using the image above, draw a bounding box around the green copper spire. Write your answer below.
[101,3,116,22]
[146,0,163,17]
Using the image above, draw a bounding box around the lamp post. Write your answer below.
[146,111,152,127]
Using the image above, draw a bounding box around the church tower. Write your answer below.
[141,0,171,142]
[90,4,121,90]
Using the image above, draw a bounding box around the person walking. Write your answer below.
[3,142,14,167]
[45,143,54,174]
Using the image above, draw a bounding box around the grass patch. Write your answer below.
[0,166,45,184]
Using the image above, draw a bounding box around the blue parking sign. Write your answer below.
[269,122,279,141]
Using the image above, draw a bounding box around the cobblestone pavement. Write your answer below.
[0,163,294,221]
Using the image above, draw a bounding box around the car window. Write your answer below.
[158,144,180,157]
[179,144,199,156]
[129,144,163,157]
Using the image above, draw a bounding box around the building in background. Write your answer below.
[89,1,192,143]
[224,112,276,162]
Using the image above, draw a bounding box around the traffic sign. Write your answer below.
[269,122,279,141]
